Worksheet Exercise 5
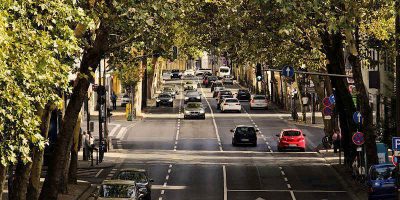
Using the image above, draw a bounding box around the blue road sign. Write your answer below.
[281,66,294,78]
[392,137,400,151]
[353,111,362,124]
[352,132,365,146]
[323,107,332,116]
[329,94,336,104]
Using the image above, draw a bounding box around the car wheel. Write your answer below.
[300,148,306,152]
[202,115,206,119]
[252,142,257,147]
[277,147,282,152]
[232,139,235,146]
[237,109,241,113]
[170,103,173,107]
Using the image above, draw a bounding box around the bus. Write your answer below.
[218,66,230,78]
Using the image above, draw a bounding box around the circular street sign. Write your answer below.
[392,156,398,166]
[329,94,336,104]
[352,132,365,146]
[323,97,331,107]
[349,85,357,96]
[323,107,332,116]
[281,66,295,78]
[353,111,363,124]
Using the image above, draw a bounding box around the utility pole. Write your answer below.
[396,0,400,136]
[103,59,108,152]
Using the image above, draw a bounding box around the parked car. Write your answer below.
[114,168,153,200]
[231,125,258,146]
[204,76,218,87]
[91,180,144,200]
[156,93,173,107]
[171,69,181,79]
[162,71,171,81]
[184,90,202,104]
[220,98,241,113]
[121,94,130,107]
[184,102,205,119]
[250,95,268,110]
[213,86,225,98]
[236,89,251,101]
[211,81,223,92]
[367,164,397,200]
[276,129,306,152]
[184,81,198,91]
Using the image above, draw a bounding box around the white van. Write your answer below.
[218,66,230,78]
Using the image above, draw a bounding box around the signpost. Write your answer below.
[352,132,365,146]
[323,107,332,116]
[323,97,331,107]
[281,65,294,78]
[353,111,363,124]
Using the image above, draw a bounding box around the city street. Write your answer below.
[98,79,355,200]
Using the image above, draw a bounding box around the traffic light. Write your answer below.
[172,46,178,60]
[256,63,262,81]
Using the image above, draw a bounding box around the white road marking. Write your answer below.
[284,177,288,182]
[287,184,292,189]
[161,190,165,195]
[166,175,169,180]
[199,82,223,152]
[115,127,127,139]
[223,165,227,200]
[158,198,162,200]
[108,124,121,137]
[281,171,285,176]
[169,164,173,168]
[227,189,347,193]
[168,169,171,174]
[290,191,296,200]
[95,169,104,178]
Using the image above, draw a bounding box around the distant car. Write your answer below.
[184,81,198,91]
[213,86,225,98]
[250,95,268,110]
[114,168,153,200]
[163,87,176,98]
[183,69,195,76]
[211,81,223,92]
[220,98,241,113]
[223,77,234,85]
[156,93,173,107]
[237,89,251,101]
[276,129,306,152]
[367,164,397,200]
[204,76,218,87]
[184,90,202,104]
[171,69,181,79]
[231,125,258,146]
[196,68,212,76]
[184,102,205,119]
[216,90,233,101]
[121,94,130,107]
[162,71,172,80]
[183,74,196,80]
[92,180,144,200]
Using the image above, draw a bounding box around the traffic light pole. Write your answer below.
[98,64,103,163]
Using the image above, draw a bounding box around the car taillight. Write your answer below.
[224,103,228,105]
[236,103,240,105]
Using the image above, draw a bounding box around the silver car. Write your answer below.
[184,102,205,119]
[91,180,144,200]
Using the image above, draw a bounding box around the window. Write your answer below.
[187,103,201,108]
[220,68,229,73]
[226,99,238,103]
[283,131,301,136]
[99,184,136,198]
[370,166,396,180]
[254,96,266,100]
[235,127,256,135]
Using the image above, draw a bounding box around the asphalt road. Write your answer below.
[102,78,355,200]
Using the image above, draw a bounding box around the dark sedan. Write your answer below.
[231,125,258,146]
[171,69,181,79]
[114,168,154,200]
[237,89,251,101]
[156,93,173,107]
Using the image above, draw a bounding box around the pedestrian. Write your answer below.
[111,92,117,110]
[89,134,95,159]
[82,131,89,160]
[332,130,341,153]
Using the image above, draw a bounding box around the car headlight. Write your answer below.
[184,97,189,100]
[184,111,191,114]
[374,182,381,187]
[168,99,173,102]
[199,110,205,114]
[156,99,160,102]
[196,96,201,99]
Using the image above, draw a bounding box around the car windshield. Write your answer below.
[123,95,129,98]
[235,127,256,135]
[283,131,301,136]
[226,99,238,103]
[116,171,148,183]
[239,90,249,94]
[370,166,396,180]
[187,103,201,108]
[186,81,193,84]
[254,96,266,100]
[99,184,135,198]
[209,76,218,81]
[187,92,198,96]
[164,88,173,91]
[159,94,171,98]
[220,91,232,95]
[220,68,229,73]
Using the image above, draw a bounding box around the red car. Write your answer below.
[276,129,306,152]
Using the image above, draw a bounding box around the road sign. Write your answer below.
[392,137,400,150]
[281,65,294,78]
[329,94,336,104]
[324,115,332,120]
[323,97,331,107]
[349,85,357,95]
[392,156,398,166]
[352,132,365,146]
[353,111,362,124]
[323,107,332,116]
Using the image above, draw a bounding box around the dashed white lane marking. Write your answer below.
[166,175,170,180]
[169,164,173,168]
[161,190,165,195]
[284,177,288,182]
[290,191,296,200]
[223,165,227,200]
[95,169,104,178]
[287,184,292,189]
[168,169,171,173]
[281,171,286,176]
[163,182,167,187]
[279,166,297,200]
[199,82,223,152]
[159,197,163,200]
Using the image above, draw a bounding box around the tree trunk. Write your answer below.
[320,30,357,167]
[11,160,32,200]
[346,27,378,165]
[141,57,148,109]
[0,164,7,199]
[59,150,70,194]
[68,113,82,184]
[39,24,108,200]
[27,104,55,200]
